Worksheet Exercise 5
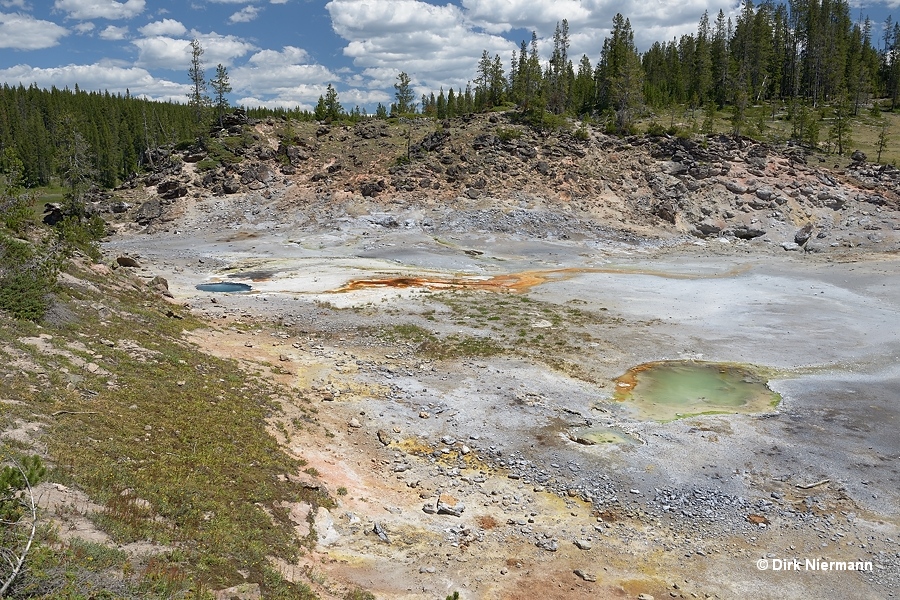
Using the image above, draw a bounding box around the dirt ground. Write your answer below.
[103,182,900,600]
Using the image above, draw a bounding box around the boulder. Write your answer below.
[794,223,814,246]
[731,224,766,239]
[661,161,689,176]
[135,199,162,224]
[222,178,240,194]
[725,180,748,194]
[696,219,723,236]
[360,180,385,197]
[116,256,140,268]
[755,187,774,201]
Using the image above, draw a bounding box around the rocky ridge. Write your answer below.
[98,112,900,254]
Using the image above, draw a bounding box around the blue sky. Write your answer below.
[1,0,898,112]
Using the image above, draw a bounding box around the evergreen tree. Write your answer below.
[597,14,644,133]
[490,53,507,107]
[475,50,492,110]
[571,55,595,115]
[324,84,342,121]
[547,20,571,114]
[436,88,447,119]
[187,39,210,126]
[711,10,730,107]
[694,11,713,105]
[448,88,457,117]
[394,72,415,115]
[56,114,96,219]
[314,95,327,121]
[828,88,852,154]
[210,64,232,127]
[523,32,543,112]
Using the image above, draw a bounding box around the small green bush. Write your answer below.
[0,271,53,321]
[495,127,523,142]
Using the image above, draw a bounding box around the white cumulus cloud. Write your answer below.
[230,46,336,106]
[138,18,186,37]
[99,24,128,39]
[54,0,146,20]
[0,12,69,49]
[326,0,514,95]
[132,31,256,69]
[229,5,259,23]
[0,62,187,102]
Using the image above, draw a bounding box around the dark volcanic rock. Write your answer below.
[223,177,240,194]
[116,256,140,268]
[732,224,766,239]
[360,180,386,197]
[794,223,814,246]
[136,199,162,224]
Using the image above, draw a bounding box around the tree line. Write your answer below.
[0,84,198,189]
[3,0,899,193]
[324,0,898,142]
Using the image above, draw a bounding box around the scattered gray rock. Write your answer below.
[574,569,597,582]
[794,223,814,245]
[436,498,465,517]
[731,224,766,239]
[372,521,390,544]
[725,181,748,194]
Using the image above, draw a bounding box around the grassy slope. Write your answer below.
[0,253,327,598]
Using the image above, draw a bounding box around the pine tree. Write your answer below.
[394,72,415,115]
[694,11,713,105]
[323,84,342,121]
[597,14,644,133]
[436,88,447,119]
[490,54,507,107]
[447,88,456,118]
[210,64,232,127]
[571,55,595,115]
[547,20,571,114]
[56,114,96,219]
[187,39,210,127]
[829,88,852,154]
[711,10,730,107]
[475,50,492,110]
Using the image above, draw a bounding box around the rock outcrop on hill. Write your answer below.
[108,112,900,252]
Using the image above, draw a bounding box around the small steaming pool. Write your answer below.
[613,360,781,421]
